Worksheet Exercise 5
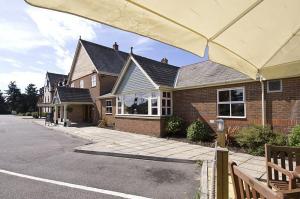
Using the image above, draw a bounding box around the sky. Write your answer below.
[0,0,207,93]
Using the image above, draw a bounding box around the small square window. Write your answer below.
[267,80,282,93]
[106,100,112,114]
[152,108,158,115]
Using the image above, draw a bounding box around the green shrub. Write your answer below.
[289,125,300,147]
[41,112,47,117]
[17,113,24,116]
[235,125,287,156]
[32,112,38,119]
[187,120,212,142]
[165,116,184,135]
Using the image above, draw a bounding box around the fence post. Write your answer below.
[216,148,229,199]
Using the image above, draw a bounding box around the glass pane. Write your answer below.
[163,92,167,97]
[231,103,245,117]
[167,99,171,107]
[268,80,281,91]
[162,108,166,116]
[218,104,230,116]
[231,89,244,101]
[162,99,166,107]
[151,91,158,98]
[118,101,122,108]
[118,108,121,114]
[167,108,171,115]
[106,100,112,106]
[124,93,148,114]
[152,108,158,115]
[218,90,230,102]
[151,99,157,107]
[166,92,171,98]
[106,107,112,113]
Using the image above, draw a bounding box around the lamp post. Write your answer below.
[216,119,225,147]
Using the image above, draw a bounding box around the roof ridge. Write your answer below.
[132,54,179,69]
[47,72,68,76]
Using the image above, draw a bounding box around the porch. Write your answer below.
[53,87,94,126]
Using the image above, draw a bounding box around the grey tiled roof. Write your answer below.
[175,61,251,88]
[47,72,68,87]
[57,87,92,103]
[132,55,179,87]
[80,39,129,75]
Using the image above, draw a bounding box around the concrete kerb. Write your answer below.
[74,148,197,164]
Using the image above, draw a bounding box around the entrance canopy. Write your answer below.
[53,87,93,105]
[25,0,300,80]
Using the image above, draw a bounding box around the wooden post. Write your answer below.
[217,132,226,147]
[63,104,68,127]
[217,148,229,199]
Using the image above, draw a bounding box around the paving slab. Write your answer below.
[33,120,266,178]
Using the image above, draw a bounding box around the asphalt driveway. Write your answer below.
[0,115,200,199]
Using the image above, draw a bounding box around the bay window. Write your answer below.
[217,87,245,118]
[116,91,172,116]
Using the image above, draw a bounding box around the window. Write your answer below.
[217,87,245,118]
[162,91,172,116]
[80,80,84,88]
[70,83,74,88]
[123,93,149,115]
[151,92,158,115]
[91,74,97,87]
[267,80,282,93]
[116,91,171,116]
[106,100,112,114]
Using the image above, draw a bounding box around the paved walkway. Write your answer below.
[33,119,266,179]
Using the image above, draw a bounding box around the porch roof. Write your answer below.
[56,87,93,104]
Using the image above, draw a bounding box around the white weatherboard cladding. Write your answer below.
[115,62,155,94]
[71,45,95,81]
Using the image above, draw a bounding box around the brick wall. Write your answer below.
[173,77,300,133]
[115,116,166,137]
[67,105,84,123]
[70,73,118,124]
[100,97,116,126]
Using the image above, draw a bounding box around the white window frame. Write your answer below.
[267,79,282,93]
[79,80,84,88]
[161,91,172,116]
[105,100,112,115]
[217,87,246,119]
[115,90,171,117]
[91,74,97,87]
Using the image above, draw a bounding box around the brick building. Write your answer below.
[49,38,300,136]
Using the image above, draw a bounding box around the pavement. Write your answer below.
[33,119,266,179]
[0,115,201,199]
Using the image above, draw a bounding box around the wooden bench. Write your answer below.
[265,144,300,192]
[229,161,300,199]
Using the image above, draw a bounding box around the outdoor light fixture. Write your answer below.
[216,119,224,132]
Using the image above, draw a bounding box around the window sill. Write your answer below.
[115,115,162,120]
[105,113,112,115]
[217,116,246,119]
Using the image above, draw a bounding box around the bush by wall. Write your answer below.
[165,116,184,135]
[32,112,38,119]
[25,112,32,116]
[187,120,213,142]
[289,125,300,147]
[235,125,287,156]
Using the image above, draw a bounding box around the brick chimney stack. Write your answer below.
[113,42,119,50]
[161,57,168,64]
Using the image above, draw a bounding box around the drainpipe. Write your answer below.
[260,75,265,127]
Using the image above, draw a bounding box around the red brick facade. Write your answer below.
[173,77,300,133]
[115,116,166,137]
[70,73,118,125]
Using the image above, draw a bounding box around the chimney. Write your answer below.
[161,57,168,64]
[113,42,119,50]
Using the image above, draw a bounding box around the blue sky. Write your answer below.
[0,0,207,92]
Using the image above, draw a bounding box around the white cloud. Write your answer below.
[0,71,44,92]
[0,57,22,68]
[26,7,99,73]
[133,37,155,54]
[0,20,50,51]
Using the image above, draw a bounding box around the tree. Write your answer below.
[0,90,8,114]
[5,81,21,113]
[25,83,38,112]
